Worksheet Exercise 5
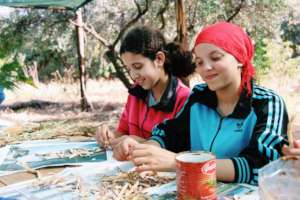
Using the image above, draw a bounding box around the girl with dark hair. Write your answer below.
[95,25,195,160]
[115,22,289,185]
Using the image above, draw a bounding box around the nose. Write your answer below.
[202,61,213,70]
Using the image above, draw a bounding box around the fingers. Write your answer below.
[132,156,150,166]
[110,136,125,148]
[131,147,150,158]
[112,137,138,161]
[113,143,132,161]
[131,144,177,172]
[133,157,164,172]
[287,147,300,156]
[132,155,155,172]
[282,144,300,156]
[95,124,114,149]
[135,163,153,172]
[132,143,151,150]
[113,145,127,161]
[130,145,157,172]
[282,145,289,155]
[130,144,158,163]
[294,140,300,148]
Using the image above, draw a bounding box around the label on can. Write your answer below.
[176,151,217,200]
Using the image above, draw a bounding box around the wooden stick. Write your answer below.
[288,115,296,148]
[20,161,41,179]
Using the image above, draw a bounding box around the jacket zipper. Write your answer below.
[209,117,224,152]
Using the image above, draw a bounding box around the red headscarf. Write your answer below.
[194,22,255,96]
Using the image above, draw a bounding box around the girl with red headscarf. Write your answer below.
[113,22,289,185]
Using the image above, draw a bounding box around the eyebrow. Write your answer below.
[131,62,143,66]
[210,50,223,55]
[195,50,223,59]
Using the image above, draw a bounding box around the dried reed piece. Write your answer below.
[97,169,175,200]
[1,120,100,148]
[34,169,175,200]
[35,147,103,160]
[20,161,41,178]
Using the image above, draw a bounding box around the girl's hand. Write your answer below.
[95,124,116,149]
[111,136,139,161]
[282,140,300,157]
[130,144,177,172]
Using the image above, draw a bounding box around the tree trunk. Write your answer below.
[75,9,93,111]
[175,0,189,50]
[105,49,132,89]
[175,0,190,87]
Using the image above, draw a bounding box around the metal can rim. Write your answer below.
[176,151,215,163]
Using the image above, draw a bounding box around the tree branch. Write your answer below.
[226,0,245,22]
[69,20,110,47]
[112,0,149,48]
[187,0,198,31]
[134,0,142,13]
[157,0,169,30]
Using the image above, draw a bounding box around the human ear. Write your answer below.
[154,51,165,67]
[237,63,243,69]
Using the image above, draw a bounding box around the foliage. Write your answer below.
[281,21,300,45]
[0,58,32,89]
[253,37,272,79]
[0,9,78,84]
[280,20,300,57]
[82,0,288,86]
[263,39,300,84]
[0,17,32,89]
[0,0,291,88]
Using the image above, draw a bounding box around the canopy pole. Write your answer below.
[75,8,93,111]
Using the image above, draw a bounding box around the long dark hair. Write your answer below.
[120,25,195,77]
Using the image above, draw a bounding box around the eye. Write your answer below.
[195,59,203,67]
[132,64,142,70]
[211,56,221,61]
[211,53,223,61]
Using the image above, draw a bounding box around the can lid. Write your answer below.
[176,151,215,163]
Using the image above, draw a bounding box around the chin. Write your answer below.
[208,82,232,92]
[140,84,151,90]
[206,82,218,91]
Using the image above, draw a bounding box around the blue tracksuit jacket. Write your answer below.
[150,83,288,185]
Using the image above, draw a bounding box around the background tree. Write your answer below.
[0,0,290,90]
[0,10,75,85]
[281,17,300,58]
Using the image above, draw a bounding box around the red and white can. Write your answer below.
[176,151,217,200]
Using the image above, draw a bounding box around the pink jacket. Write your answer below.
[117,76,190,139]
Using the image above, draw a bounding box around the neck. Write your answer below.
[216,82,240,116]
[151,73,169,101]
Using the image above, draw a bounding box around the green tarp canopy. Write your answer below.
[0,0,92,10]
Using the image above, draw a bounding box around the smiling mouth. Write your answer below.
[205,74,218,81]
[135,79,144,85]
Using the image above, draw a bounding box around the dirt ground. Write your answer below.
[1,79,127,121]
[0,76,300,146]
[0,79,127,146]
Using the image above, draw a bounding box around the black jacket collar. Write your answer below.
[193,83,253,119]
[128,75,178,112]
